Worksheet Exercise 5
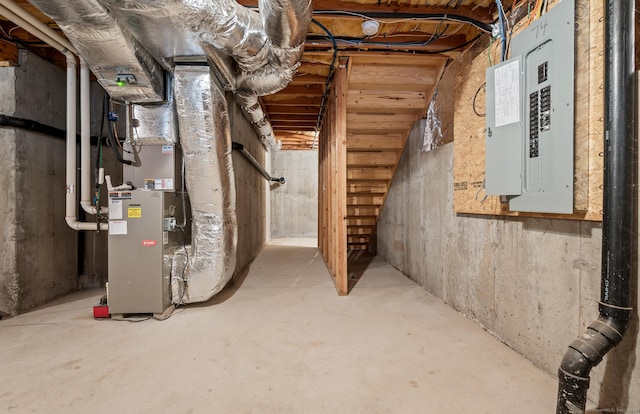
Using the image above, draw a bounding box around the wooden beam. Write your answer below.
[347,227,375,235]
[347,151,397,167]
[273,84,324,97]
[346,217,377,226]
[265,105,320,115]
[347,167,394,181]
[272,123,316,132]
[235,0,493,22]
[269,113,318,122]
[290,74,328,84]
[347,236,370,244]
[347,194,384,205]
[263,95,322,106]
[334,57,348,296]
[344,52,449,67]
[347,90,428,112]
[347,206,380,216]
[305,38,469,53]
[347,134,404,150]
[347,244,368,250]
[0,38,18,67]
[275,131,316,140]
[348,63,438,90]
[347,113,420,124]
[347,182,388,193]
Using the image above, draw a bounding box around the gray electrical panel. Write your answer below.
[107,190,185,315]
[485,0,575,214]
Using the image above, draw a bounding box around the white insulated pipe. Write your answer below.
[65,56,107,231]
[0,1,77,54]
[80,58,108,215]
[0,1,107,230]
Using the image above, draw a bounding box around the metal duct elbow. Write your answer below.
[172,66,237,304]
[236,0,312,96]
[260,0,312,49]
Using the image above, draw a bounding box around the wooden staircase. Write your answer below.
[344,54,447,250]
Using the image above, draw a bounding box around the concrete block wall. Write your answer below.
[228,96,267,272]
[376,122,639,409]
[270,150,318,239]
[0,51,78,315]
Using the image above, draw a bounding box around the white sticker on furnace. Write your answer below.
[109,220,127,235]
[109,199,123,220]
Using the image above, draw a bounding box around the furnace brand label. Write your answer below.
[141,240,157,247]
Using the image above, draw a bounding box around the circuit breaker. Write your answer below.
[485,0,575,214]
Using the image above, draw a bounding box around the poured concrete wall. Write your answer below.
[270,150,318,239]
[228,96,267,271]
[0,51,78,315]
[376,122,639,409]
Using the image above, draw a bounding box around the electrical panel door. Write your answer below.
[485,55,524,196]
[485,0,575,214]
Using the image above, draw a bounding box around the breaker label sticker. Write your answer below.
[128,207,142,218]
[109,220,127,235]
[494,59,520,127]
[141,240,157,247]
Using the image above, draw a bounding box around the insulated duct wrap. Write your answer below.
[102,0,312,96]
[128,103,178,145]
[235,94,280,149]
[172,66,237,304]
[28,0,164,103]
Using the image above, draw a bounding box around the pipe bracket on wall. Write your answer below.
[232,141,285,184]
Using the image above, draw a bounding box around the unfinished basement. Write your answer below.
[0,0,638,413]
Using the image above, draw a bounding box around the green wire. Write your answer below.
[96,136,104,219]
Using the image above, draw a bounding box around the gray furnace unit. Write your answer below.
[107,189,184,316]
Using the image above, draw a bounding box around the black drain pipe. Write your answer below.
[232,142,286,184]
[556,1,635,413]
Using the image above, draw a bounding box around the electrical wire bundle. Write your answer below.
[494,0,510,62]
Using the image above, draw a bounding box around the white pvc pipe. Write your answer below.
[0,0,77,54]
[64,55,107,230]
[80,58,108,215]
[0,2,108,231]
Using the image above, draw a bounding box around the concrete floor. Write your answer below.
[0,242,557,413]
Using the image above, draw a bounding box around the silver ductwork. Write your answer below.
[172,66,237,303]
[28,0,164,103]
[103,0,311,96]
[26,0,311,304]
[103,0,312,148]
